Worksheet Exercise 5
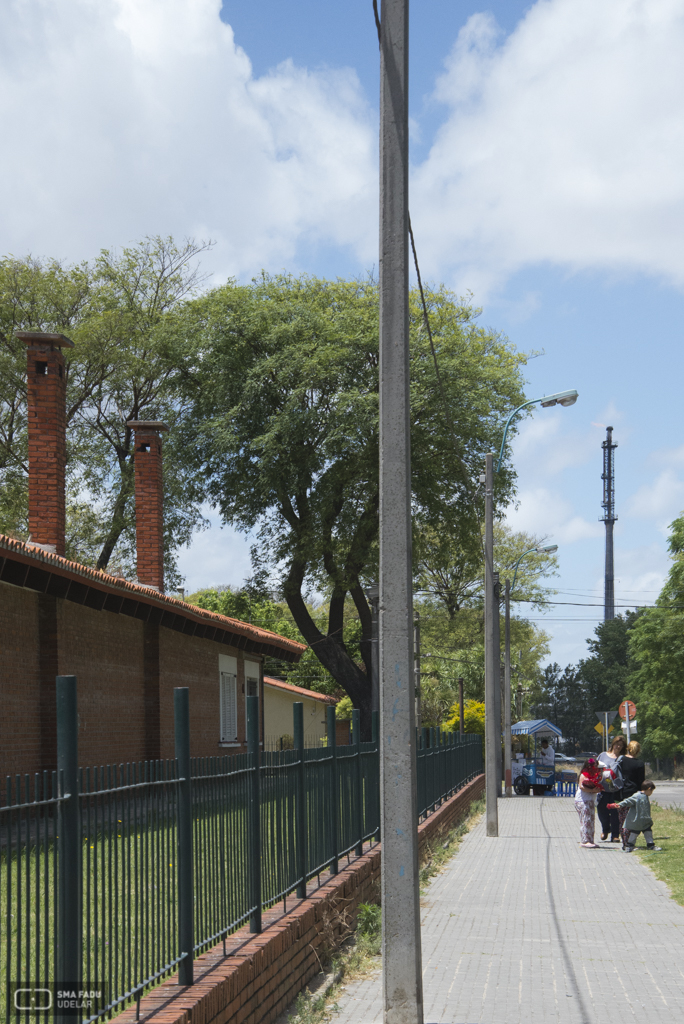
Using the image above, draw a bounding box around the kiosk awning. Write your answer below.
[511,718,563,739]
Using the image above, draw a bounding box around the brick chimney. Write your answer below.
[127,421,169,592]
[17,331,74,556]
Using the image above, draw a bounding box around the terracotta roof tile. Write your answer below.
[264,675,336,704]
[0,533,306,659]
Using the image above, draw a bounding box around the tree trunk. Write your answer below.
[284,585,373,738]
[96,461,135,571]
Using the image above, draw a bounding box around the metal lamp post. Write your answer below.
[503,544,557,796]
[484,389,577,834]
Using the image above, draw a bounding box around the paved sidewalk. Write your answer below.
[331,797,684,1024]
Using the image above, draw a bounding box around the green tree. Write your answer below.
[629,514,684,759]
[535,662,588,751]
[414,522,554,726]
[0,238,210,585]
[576,613,639,749]
[180,273,528,734]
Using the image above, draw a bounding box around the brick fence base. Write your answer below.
[119,774,485,1024]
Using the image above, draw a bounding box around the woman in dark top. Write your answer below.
[618,740,646,847]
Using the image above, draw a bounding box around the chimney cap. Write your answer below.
[15,331,74,348]
[126,420,170,432]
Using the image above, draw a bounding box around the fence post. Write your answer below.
[352,709,363,856]
[56,675,81,1011]
[326,706,339,875]
[372,710,380,841]
[293,702,307,899]
[174,687,194,984]
[247,694,262,932]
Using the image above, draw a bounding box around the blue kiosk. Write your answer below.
[511,718,564,795]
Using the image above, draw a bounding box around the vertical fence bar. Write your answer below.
[293,703,307,899]
[174,687,194,984]
[247,694,262,933]
[56,675,81,1015]
[372,711,380,841]
[352,709,363,856]
[327,707,339,875]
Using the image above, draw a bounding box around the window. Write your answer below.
[219,654,238,743]
[244,660,260,732]
[220,672,237,742]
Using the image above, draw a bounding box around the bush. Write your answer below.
[357,902,381,938]
[443,699,485,734]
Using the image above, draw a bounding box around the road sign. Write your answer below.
[595,710,618,723]
[595,722,619,736]
[619,700,636,720]
[621,720,637,733]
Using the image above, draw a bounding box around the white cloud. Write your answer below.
[505,485,602,545]
[614,543,669,603]
[627,468,684,526]
[508,413,603,479]
[412,0,684,295]
[0,0,377,276]
[175,512,252,593]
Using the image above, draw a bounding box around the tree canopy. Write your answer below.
[629,513,684,759]
[415,522,555,727]
[179,272,530,733]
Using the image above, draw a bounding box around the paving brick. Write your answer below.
[332,797,684,1024]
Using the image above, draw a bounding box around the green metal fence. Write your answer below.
[1,678,482,1023]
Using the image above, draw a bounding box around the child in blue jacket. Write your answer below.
[608,781,661,852]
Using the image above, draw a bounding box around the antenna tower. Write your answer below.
[601,426,617,620]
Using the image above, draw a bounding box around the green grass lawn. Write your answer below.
[635,802,684,906]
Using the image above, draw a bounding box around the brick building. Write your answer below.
[0,332,305,779]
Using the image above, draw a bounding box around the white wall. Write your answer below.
[263,685,328,747]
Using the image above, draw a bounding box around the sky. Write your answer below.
[3,0,684,667]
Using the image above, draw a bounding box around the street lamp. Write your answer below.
[496,390,579,473]
[503,544,558,796]
[484,388,577,835]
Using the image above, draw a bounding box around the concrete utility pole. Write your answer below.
[493,571,502,791]
[483,452,499,836]
[378,1,423,1022]
[503,580,512,796]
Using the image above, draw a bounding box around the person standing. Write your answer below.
[538,738,555,766]
[597,736,627,841]
[574,758,602,848]
[618,740,646,847]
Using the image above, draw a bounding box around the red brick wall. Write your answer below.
[117,774,486,1024]
[23,337,68,555]
[0,583,258,778]
[157,629,250,760]
[0,586,42,781]
[57,600,148,769]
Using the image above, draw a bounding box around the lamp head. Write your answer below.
[539,389,578,408]
[535,544,558,554]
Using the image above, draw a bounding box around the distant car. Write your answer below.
[554,753,577,763]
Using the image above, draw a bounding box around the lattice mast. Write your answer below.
[601,426,618,620]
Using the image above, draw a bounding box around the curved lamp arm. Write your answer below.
[496,389,578,473]
[510,544,558,596]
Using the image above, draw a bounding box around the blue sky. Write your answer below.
[2,0,684,668]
